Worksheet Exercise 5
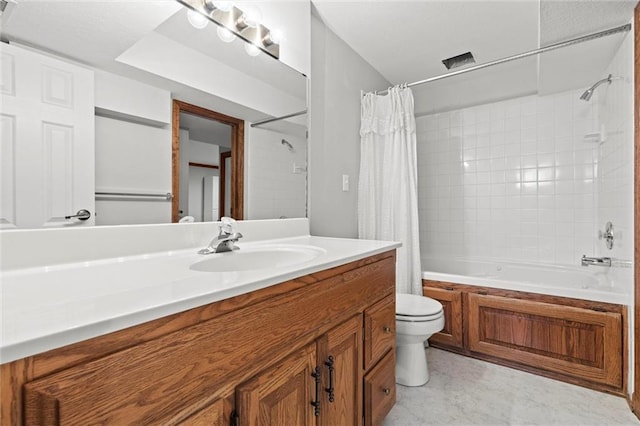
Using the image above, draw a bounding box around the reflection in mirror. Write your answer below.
[0,1,309,228]
[172,100,244,222]
[247,112,308,219]
[178,111,231,222]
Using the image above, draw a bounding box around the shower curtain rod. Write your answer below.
[250,109,307,128]
[370,23,631,96]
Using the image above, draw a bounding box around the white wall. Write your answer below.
[94,71,172,226]
[308,13,390,238]
[255,0,311,76]
[94,116,172,225]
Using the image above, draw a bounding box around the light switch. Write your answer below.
[342,174,350,191]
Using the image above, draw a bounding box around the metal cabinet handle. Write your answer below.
[325,356,335,403]
[311,367,320,416]
[65,209,91,221]
[383,326,392,333]
[383,388,391,395]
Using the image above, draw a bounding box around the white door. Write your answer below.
[0,42,95,228]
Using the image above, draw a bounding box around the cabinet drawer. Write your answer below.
[364,295,395,370]
[364,350,396,426]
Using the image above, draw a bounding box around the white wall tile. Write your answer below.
[417,86,606,266]
[416,32,633,310]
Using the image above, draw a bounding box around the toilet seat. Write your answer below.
[396,293,443,322]
[396,311,444,322]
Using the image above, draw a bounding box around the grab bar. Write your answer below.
[581,255,611,267]
[95,191,172,201]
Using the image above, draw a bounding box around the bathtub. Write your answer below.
[422,257,631,305]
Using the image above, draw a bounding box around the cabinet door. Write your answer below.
[317,315,363,426]
[236,342,317,426]
[423,285,463,348]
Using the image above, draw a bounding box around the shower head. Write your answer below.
[281,139,295,152]
[579,74,617,101]
[579,88,595,102]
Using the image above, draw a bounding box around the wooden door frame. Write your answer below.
[219,151,231,218]
[633,1,640,417]
[171,100,244,222]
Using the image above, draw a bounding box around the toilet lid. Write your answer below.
[396,293,443,317]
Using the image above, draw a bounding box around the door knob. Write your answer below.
[65,209,91,221]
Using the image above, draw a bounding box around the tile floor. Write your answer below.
[383,348,640,425]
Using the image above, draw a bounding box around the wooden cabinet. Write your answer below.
[178,396,232,426]
[236,315,363,426]
[2,251,396,426]
[236,342,317,425]
[422,286,463,349]
[364,295,395,370]
[423,280,626,395]
[317,315,363,426]
[363,351,396,426]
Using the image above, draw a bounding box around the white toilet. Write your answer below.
[395,293,445,386]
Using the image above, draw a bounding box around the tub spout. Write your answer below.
[581,255,611,267]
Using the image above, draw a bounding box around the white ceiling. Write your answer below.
[180,112,232,148]
[313,0,637,115]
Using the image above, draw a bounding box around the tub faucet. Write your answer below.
[198,217,243,254]
[581,255,611,267]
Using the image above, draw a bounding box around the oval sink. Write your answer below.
[190,245,325,273]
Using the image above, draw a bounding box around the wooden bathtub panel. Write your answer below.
[423,280,626,395]
[423,279,625,314]
[422,286,463,349]
[468,293,622,388]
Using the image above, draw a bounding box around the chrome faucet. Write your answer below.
[198,217,243,255]
[581,255,611,267]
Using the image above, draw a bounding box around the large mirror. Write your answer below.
[0,0,308,228]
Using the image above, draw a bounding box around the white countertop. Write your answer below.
[1,233,399,364]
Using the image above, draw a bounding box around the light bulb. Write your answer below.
[243,6,261,28]
[263,29,283,47]
[217,26,236,43]
[187,9,208,29]
[244,42,261,57]
[270,29,284,45]
[212,1,234,12]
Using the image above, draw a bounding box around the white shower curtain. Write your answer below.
[358,86,422,295]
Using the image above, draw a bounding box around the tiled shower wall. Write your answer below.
[418,20,634,268]
[417,90,602,266]
[597,27,634,264]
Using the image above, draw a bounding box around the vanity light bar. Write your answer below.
[176,0,280,60]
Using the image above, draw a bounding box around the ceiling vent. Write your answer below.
[442,52,475,70]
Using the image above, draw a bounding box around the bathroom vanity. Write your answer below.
[0,220,398,425]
